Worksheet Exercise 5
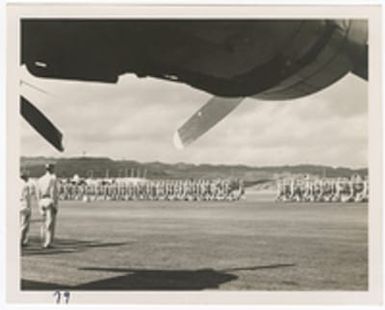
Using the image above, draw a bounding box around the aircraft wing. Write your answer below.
[22,19,367,97]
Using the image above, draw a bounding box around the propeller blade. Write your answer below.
[174,96,243,149]
[20,79,50,95]
[20,96,64,152]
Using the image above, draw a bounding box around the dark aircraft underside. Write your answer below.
[22,19,367,100]
[20,19,368,151]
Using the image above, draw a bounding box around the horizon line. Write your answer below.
[20,155,368,171]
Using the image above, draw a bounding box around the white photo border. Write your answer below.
[5,3,383,306]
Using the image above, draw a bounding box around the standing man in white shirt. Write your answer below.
[37,163,59,248]
[20,171,32,247]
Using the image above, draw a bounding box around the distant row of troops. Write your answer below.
[275,176,369,203]
[57,179,246,202]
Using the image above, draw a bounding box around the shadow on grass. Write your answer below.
[76,267,238,290]
[22,264,296,291]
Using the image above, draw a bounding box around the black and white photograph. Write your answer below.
[5,3,383,306]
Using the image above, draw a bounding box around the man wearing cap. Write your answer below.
[20,171,32,246]
[37,163,59,248]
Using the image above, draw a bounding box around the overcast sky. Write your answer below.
[20,66,367,168]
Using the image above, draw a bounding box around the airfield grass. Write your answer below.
[21,195,368,291]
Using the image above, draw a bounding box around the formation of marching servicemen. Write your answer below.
[57,178,245,202]
[19,165,244,248]
[20,164,369,249]
[275,174,369,203]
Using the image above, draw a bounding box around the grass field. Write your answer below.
[21,195,368,291]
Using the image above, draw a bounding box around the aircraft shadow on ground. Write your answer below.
[21,264,295,291]
[21,237,129,256]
